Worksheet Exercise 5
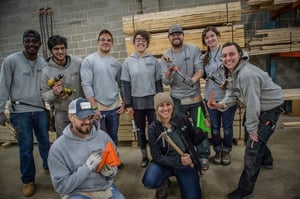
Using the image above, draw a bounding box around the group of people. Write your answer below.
[0,23,284,199]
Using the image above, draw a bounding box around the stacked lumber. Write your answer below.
[246,0,298,11]
[122,2,241,35]
[125,25,245,56]
[246,27,300,55]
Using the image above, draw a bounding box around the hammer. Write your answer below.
[129,112,138,141]
[157,130,194,168]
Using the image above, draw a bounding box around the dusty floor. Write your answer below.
[0,114,300,199]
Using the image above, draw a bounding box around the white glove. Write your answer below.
[100,164,117,177]
[86,150,102,171]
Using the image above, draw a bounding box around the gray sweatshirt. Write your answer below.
[160,44,203,99]
[80,52,122,106]
[220,52,283,133]
[48,125,117,196]
[0,51,47,113]
[40,55,84,111]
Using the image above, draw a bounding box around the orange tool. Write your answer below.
[96,141,121,172]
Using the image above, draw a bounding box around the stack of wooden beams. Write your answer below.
[122,2,241,35]
[246,27,300,55]
[125,25,244,56]
[246,0,298,11]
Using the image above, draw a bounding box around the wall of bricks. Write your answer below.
[0,0,299,88]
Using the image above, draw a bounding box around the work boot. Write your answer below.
[140,148,149,168]
[213,152,222,165]
[222,150,231,166]
[227,188,254,199]
[22,182,35,197]
[200,158,209,171]
[140,157,149,168]
[261,155,273,169]
[156,178,171,199]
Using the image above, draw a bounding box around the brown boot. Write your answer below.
[155,178,171,199]
[22,182,35,197]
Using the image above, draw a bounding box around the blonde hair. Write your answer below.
[154,92,174,121]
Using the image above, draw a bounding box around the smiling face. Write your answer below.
[204,30,219,49]
[50,44,66,65]
[221,44,242,72]
[157,102,173,122]
[97,32,113,54]
[23,34,41,55]
[69,114,94,138]
[134,34,148,54]
[168,32,184,48]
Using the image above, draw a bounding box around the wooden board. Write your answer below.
[122,2,241,35]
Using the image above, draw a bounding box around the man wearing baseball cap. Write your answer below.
[0,29,50,197]
[48,98,125,199]
[160,24,211,171]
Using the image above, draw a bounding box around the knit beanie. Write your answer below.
[154,92,174,121]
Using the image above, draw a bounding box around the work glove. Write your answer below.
[86,150,102,171]
[183,78,194,87]
[0,112,8,126]
[100,164,117,177]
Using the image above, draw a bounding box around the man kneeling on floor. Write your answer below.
[48,98,125,199]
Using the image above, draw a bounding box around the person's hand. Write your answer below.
[86,150,102,171]
[100,164,117,177]
[249,132,259,142]
[0,112,8,126]
[183,78,194,87]
[181,154,193,166]
[52,82,63,96]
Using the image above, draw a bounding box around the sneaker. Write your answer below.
[213,152,222,165]
[22,182,35,197]
[227,188,254,199]
[200,158,209,171]
[140,157,149,168]
[222,151,231,166]
[156,178,171,199]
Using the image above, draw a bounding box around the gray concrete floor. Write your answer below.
[0,115,300,199]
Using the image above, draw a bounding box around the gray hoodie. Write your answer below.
[48,125,117,196]
[220,52,283,133]
[40,55,84,111]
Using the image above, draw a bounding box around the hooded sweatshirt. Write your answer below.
[48,125,116,196]
[40,55,84,111]
[220,51,283,133]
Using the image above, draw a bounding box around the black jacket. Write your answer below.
[148,114,206,168]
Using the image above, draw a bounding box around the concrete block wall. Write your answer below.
[0,0,299,88]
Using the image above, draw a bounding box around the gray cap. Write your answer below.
[168,24,183,35]
[68,98,95,119]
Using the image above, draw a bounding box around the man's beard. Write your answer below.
[171,40,183,48]
[75,124,91,135]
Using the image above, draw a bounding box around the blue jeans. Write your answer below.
[172,97,210,159]
[10,111,50,184]
[100,108,120,146]
[133,109,155,149]
[206,101,237,153]
[143,162,202,199]
[67,184,125,199]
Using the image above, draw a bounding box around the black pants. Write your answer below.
[238,104,284,192]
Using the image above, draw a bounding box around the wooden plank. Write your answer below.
[282,89,300,101]
[282,122,300,127]
[122,2,241,35]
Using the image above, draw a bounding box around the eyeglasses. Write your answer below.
[98,38,113,43]
[23,38,40,44]
[52,47,66,51]
[135,38,147,43]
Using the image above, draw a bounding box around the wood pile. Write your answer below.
[122,2,241,35]
[245,0,298,11]
[246,27,300,55]
[125,25,245,56]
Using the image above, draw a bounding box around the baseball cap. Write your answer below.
[68,98,95,119]
[23,30,41,41]
[168,24,183,35]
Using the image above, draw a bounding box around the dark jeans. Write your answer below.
[172,97,210,158]
[10,111,50,184]
[133,109,155,149]
[142,162,202,199]
[206,101,237,153]
[100,107,120,146]
[238,104,283,192]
